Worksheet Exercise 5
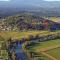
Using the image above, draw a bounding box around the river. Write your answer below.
[8,41,27,60]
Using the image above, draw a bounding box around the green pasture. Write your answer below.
[46,48,60,60]
[32,52,51,60]
[28,39,60,60]
[28,39,60,52]
[0,30,60,41]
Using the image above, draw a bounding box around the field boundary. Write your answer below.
[37,45,60,52]
[41,52,58,60]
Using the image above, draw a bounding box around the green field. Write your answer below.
[28,39,60,60]
[28,39,60,52]
[0,30,49,40]
[46,48,60,60]
[0,30,60,40]
[31,52,52,60]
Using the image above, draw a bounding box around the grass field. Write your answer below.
[46,48,60,60]
[28,39,60,52]
[0,30,60,40]
[0,30,48,40]
[32,52,52,60]
[28,39,60,60]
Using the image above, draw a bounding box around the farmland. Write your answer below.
[0,30,60,40]
[0,30,49,40]
[28,39,60,51]
[46,48,60,60]
[27,39,60,60]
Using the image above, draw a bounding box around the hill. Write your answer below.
[0,14,60,31]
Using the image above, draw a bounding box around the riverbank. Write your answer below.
[0,30,60,60]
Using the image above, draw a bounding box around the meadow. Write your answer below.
[28,39,60,60]
[0,30,60,40]
[0,30,49,40]
[28,39,60,51]
[46,48,60,60]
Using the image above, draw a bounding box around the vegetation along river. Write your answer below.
[8,41,27,60]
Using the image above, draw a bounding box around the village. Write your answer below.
[0,16,59,31]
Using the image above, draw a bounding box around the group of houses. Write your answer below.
[0,24,12,31]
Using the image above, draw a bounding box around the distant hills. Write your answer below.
[0,0,60,17]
